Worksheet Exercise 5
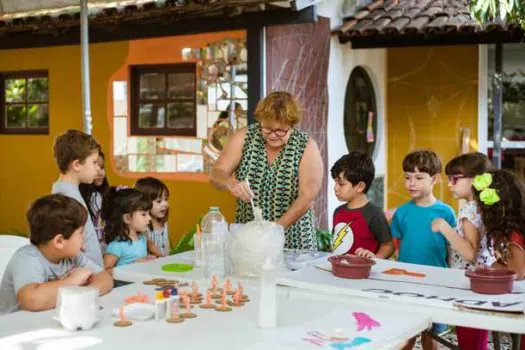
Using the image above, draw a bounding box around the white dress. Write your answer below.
[449,201,496,269]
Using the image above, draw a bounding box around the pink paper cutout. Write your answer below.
[352,312,381,332]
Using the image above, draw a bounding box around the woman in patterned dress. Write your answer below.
[210,91,323,251]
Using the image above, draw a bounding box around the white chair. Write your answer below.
[0,235,29,282]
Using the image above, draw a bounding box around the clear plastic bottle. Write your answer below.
[201,207,227,278]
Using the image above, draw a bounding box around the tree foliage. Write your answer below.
[471,0,525,28]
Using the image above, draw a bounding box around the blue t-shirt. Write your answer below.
[391,200,456,268]
[105,235,147,266]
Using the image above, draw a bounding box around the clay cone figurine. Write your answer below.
[166,303,184,323]
[191,282,203,304]
[200,290,216,309]
[208,275,223,294]
[224,278,235,296]
[228,289,244,307]
[215,289,232,312]
[180,295,197,318]
[114,305,132,327]
[237,281,249,302]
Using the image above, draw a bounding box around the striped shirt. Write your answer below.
[145,224,169,256]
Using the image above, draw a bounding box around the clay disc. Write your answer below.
[215,305,232,312]
[180,312,197,319]
[208,287,223,293]
[226,291,235,296]
[199,303,216,309]
[143,280,156,285]
[165,279,179,284]
[227,301,244,307]
[190,298,202,305]
[211,293,222,299]
[152,278,166,283]
[166,317,185,324]
[114,320,132,327]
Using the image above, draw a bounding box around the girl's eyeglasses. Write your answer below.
[448,174,468,185]
[261,126,290,138]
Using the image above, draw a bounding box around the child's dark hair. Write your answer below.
[53,129,100,174]
[402,150,442,176]
[102,187,152,244]
[135,177,170,225]
[80,151,109,220]
[27,194,87,246]
[475,170,525,255]
[445,152,493,177]
[330,151,375,193]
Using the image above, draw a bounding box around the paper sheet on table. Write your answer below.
[277,259,525,314]
[246,308,431,350]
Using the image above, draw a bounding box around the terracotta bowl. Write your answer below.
[465,268,517,295]
[328,254,376,279]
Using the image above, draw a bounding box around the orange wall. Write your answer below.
[0,31,243,243]
[386,46,479,211]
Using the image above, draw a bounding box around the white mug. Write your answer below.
[57,286,99,331]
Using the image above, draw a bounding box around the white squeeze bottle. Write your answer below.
[201,207,227,278]
[258,257,277,328]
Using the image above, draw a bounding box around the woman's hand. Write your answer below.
[227,179,254,202]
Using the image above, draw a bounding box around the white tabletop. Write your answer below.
[279,258,525,333]
[112,252,525,334]
[113,251,207,283]
[0,281,430,350]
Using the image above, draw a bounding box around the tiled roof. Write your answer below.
[0,0,291,33]
[338,0,523,44]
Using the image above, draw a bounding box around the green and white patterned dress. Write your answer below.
[235,123,317,251]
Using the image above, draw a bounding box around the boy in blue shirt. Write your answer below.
[391,150,456,350]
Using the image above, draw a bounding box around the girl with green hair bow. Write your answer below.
[474,170,525,281]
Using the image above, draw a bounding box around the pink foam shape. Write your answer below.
[352,312,381,332]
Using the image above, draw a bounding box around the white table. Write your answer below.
[279,259,525,334]
[112,250,329,284]
[112,251,205,283]
[0,281,430,350]
[112,252,525,334]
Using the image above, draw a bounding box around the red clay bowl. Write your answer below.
[465,268,517,295]
[328,254,376,279]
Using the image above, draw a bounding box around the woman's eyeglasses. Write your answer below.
[261,126,290,138]
[448,174,468,185]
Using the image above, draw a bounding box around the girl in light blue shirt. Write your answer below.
[102,187,163,269]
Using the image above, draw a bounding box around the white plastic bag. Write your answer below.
[227,220,285,277]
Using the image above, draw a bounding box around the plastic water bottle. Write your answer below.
[201,207,227,278]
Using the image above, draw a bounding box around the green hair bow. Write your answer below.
[473,173,500,205]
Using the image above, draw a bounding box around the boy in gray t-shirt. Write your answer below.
[0,194,113,315]
[51,129,103,267]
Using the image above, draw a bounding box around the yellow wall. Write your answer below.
[387,46,479,211]
[0,34,237,243]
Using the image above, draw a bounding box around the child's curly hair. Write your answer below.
[475,169,525,261]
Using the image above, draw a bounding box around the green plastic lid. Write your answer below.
[161,263,193,273]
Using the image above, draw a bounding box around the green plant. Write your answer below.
[471,0,525,29]
[170,215,203,255]
[316,229,332,252]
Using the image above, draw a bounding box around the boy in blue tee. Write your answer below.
[391,150,456,350]
[392,200,455,267]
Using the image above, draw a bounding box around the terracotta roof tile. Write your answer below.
[338,0,520,43]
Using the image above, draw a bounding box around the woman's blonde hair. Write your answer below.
[254,91,302,126]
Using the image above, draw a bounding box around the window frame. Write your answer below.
[130,63,197,137]
[0,70,49,135]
